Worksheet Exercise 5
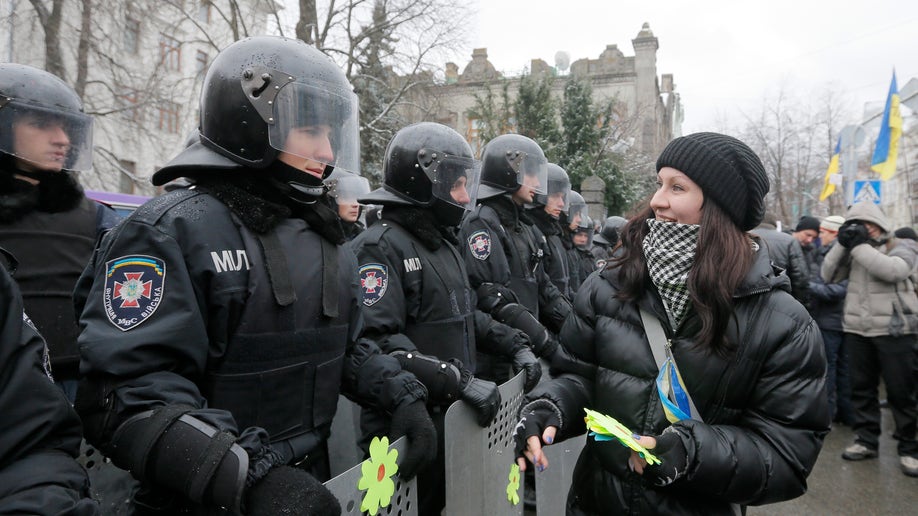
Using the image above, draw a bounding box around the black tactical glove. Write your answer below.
[388,400,437,480]
[459,368,501,427]
[494,303,559,358]
[640,427,689,487]
[245,465,341,516]
[513,400,562,460]
[837,221,869,248]
[476,282,518,313]
[510,344,541,392]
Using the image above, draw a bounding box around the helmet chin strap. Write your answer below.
[431,197,466,228]
[267,159,327,205]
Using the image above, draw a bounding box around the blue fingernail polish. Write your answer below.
[545,436,554,444]
[537,464,544,472]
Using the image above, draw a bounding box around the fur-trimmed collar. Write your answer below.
[0,164,85,223]
[196,177,346,244]
[483,195,532,230]
[381,205,458,251]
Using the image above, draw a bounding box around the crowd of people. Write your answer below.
[0,35,914,515]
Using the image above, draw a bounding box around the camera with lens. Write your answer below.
[837,221,869,248]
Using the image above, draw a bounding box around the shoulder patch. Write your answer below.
[359,263,389,306]
[104,255,166,331]
[468,229,492,260]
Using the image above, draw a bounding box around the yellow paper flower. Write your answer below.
[583,408,661,465]
[357,436,399,515]
[506,463,521,505]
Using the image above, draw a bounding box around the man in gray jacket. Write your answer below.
[753,214,810,303]
[822,201,918,477]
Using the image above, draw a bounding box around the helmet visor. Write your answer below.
[512,152,548,195]
[267,81,360,175]
[325,173,370,204]
[0,99,93,172]
[426,154,481,211]
[568,200,590,229]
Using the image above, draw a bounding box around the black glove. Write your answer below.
[459,368,501,427]
[388,400,437,480]
[476,282,518,312]
[837,221,869,248]
[513,400,561,459]
[245,465,341,516]
[510,344,541,392]
[640,427,689,487]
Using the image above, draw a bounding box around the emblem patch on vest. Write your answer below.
[359,263,389,306]
[103,255,166,331]
[468,230,491,260]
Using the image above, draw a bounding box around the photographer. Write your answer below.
[822,201,918,477]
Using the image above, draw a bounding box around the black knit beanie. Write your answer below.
[795,216,820,233]
[656,132,770,231]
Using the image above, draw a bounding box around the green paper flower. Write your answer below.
[506,463,521,505]
[357,436,399,515]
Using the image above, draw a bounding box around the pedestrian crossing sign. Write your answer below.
[853,180,881,205]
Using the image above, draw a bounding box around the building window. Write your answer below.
[197,1,212,23]
[466,117,483,157]
[195,50,208,76]
[159,34,181,71]
[118,160,136,194]
[158,101,181,134]
[116,87,141,122]
[124,18,140,54]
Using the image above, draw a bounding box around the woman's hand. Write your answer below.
[513,402,561,472]
[629,429,689,486]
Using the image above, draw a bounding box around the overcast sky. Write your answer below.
[463,0,918,134]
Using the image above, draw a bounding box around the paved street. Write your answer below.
[749,407,918,515]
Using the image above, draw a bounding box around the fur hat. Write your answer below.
[656,132,770,231]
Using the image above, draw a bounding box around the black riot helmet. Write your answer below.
[477,134,548,199]
[361,122,480,226]
[566,190,590,229]
[153,36,360,191]
[594,215,627,247]
[0,63,93,172]
[533,163,572,214]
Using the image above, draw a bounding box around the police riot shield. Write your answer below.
[444,371,525,516]
[324,436,417,515]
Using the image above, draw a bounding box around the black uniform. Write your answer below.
[0,165,120,387]
[0,250,98,514]
[75,184,425,512]
[459,196,570,331]
[527,207,573,299]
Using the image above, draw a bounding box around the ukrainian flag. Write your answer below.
[819,136,841,201]
[871,71,902,181]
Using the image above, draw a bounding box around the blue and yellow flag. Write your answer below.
[819,136,842,201]
[871,71,902,181]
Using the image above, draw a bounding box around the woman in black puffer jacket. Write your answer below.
[514,132,829,515]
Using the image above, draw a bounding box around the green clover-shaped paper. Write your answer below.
[583,408,661,465]
[357,436,399,515]
[506,463,521,505]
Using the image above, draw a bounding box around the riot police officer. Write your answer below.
[73,36,435,515]
[569,215,597,288]
[351,122,541,514]
[527,163,573,299]
[591,215,627,268]
[0,64,120,401]
[0,249,98,513]
[325,169,370,240]
[458,134,572,364]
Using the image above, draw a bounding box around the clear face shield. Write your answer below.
[510,152,548,195]
[420,152,481,212]
[325,172,369,223]
[568,199,590,229]
[546,183,572,215]
[0,99,93,172]
[266,81,361,175]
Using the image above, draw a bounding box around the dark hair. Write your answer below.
[612,198,754,357]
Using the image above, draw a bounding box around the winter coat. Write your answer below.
[752,224,810,303]
[524,237,828,515]
[807,243,847,332]
[821,203,918,338]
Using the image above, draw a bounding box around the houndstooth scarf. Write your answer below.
[642,219,700,329]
